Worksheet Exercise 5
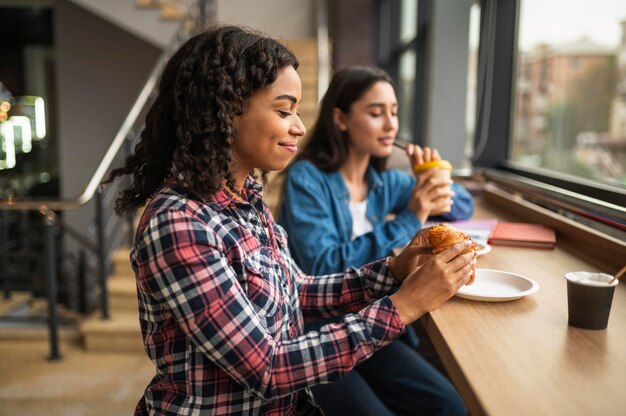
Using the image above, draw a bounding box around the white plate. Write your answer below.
[474,243,492,256]
[455,268,540,302]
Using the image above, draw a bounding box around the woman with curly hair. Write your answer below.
[106,25,475,416]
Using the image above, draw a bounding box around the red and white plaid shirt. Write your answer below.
[131,177,405,415]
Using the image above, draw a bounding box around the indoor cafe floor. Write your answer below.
[0,321,445,416]
[0,334,153,416]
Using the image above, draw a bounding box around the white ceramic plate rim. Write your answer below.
[455,268,540,302]
[474,243,492,256]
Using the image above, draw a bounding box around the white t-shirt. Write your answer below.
[349,200,374,240]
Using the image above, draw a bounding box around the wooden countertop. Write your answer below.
[422,185,626,415]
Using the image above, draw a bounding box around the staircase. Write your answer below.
[67,0,193,49]
[79,247,144,352]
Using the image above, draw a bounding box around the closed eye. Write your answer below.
[277,110,291,118]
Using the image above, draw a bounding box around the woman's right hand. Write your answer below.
[405,144,455,223]
[406,168,455,223]
[389,240,475,325]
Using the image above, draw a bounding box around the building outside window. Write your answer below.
[511,0,626,189]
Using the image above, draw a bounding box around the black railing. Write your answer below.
[0,0,216,361]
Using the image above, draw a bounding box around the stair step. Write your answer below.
[108,277,139,311]
[160,2,186,21]
[111,248,134,276]
[0,292,31,316]
[80,311,143,353]
[135,0,160,8]
[284,39,318,59]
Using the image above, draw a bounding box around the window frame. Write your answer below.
[374,0,431,146]
[473,0,626,220]
[372,0,625,223]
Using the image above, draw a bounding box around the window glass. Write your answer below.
[400,0,417,43]
[377,0,392,62]
[398,49,416,141]
[465,2,481,163]
[512,0,626,188]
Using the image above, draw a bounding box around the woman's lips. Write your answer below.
[279,142,298,154]
[379,137,394,146]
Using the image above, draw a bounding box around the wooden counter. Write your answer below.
[422,185,626,415]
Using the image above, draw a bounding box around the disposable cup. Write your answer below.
[564,271,618,330]
[413,160,453,215]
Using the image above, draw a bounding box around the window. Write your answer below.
[511,0,626,189]
[471,0,625,233]
[375,0,422,144]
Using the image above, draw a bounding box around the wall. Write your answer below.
[54,0,160,238]
[216,0,315,39]
[329,0,374,69]
[427,0,472,170]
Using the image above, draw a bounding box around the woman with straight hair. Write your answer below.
[279,66,473,415]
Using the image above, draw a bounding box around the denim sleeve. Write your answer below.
[279,163,421,275]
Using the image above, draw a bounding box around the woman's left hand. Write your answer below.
[388,227,433,283]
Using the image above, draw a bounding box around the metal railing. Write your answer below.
[0,0,216,360]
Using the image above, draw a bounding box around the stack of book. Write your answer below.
[426,219,556,249]
[488,222,556,249]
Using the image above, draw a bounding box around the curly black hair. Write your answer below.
[105,24,299,215]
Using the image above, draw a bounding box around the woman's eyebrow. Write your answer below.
[274,94,298,104]
[366,102,398,109]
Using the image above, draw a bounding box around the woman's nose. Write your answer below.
[384,112,398,131]
[291,114,306,137]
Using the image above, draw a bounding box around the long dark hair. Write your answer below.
[105,24,298,215]
[292,66,395,172]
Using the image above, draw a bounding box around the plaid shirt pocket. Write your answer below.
[243,247,284,321]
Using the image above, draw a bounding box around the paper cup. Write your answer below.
[413,159,453,177]
[413,160,453,215]
[564,272,618,330]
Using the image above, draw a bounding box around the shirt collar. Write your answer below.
[164,175,263,211]
[210,175,263,210]
[365,164,384,190]
[327,164,385,199]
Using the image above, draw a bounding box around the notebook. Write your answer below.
[488,222,556,249]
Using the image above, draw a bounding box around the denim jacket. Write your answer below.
[278,160,474,276]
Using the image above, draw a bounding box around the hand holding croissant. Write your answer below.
[428,224,478,284]
[389,226,476,325]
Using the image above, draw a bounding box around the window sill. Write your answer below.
[479,183,626,272]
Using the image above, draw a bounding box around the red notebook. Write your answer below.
[488,222,556,249]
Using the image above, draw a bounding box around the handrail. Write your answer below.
[0,7,196,211]
[38,206,98,252]
[0,52,168,211]
[0,0,215,361]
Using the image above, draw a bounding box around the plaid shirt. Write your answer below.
[131,177,405,415]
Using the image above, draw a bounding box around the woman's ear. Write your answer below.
[333,108,348,132]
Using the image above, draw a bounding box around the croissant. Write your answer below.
[428,224,478,285]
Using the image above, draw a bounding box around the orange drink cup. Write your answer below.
[412,159,453,177]
[413,160,453,214]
